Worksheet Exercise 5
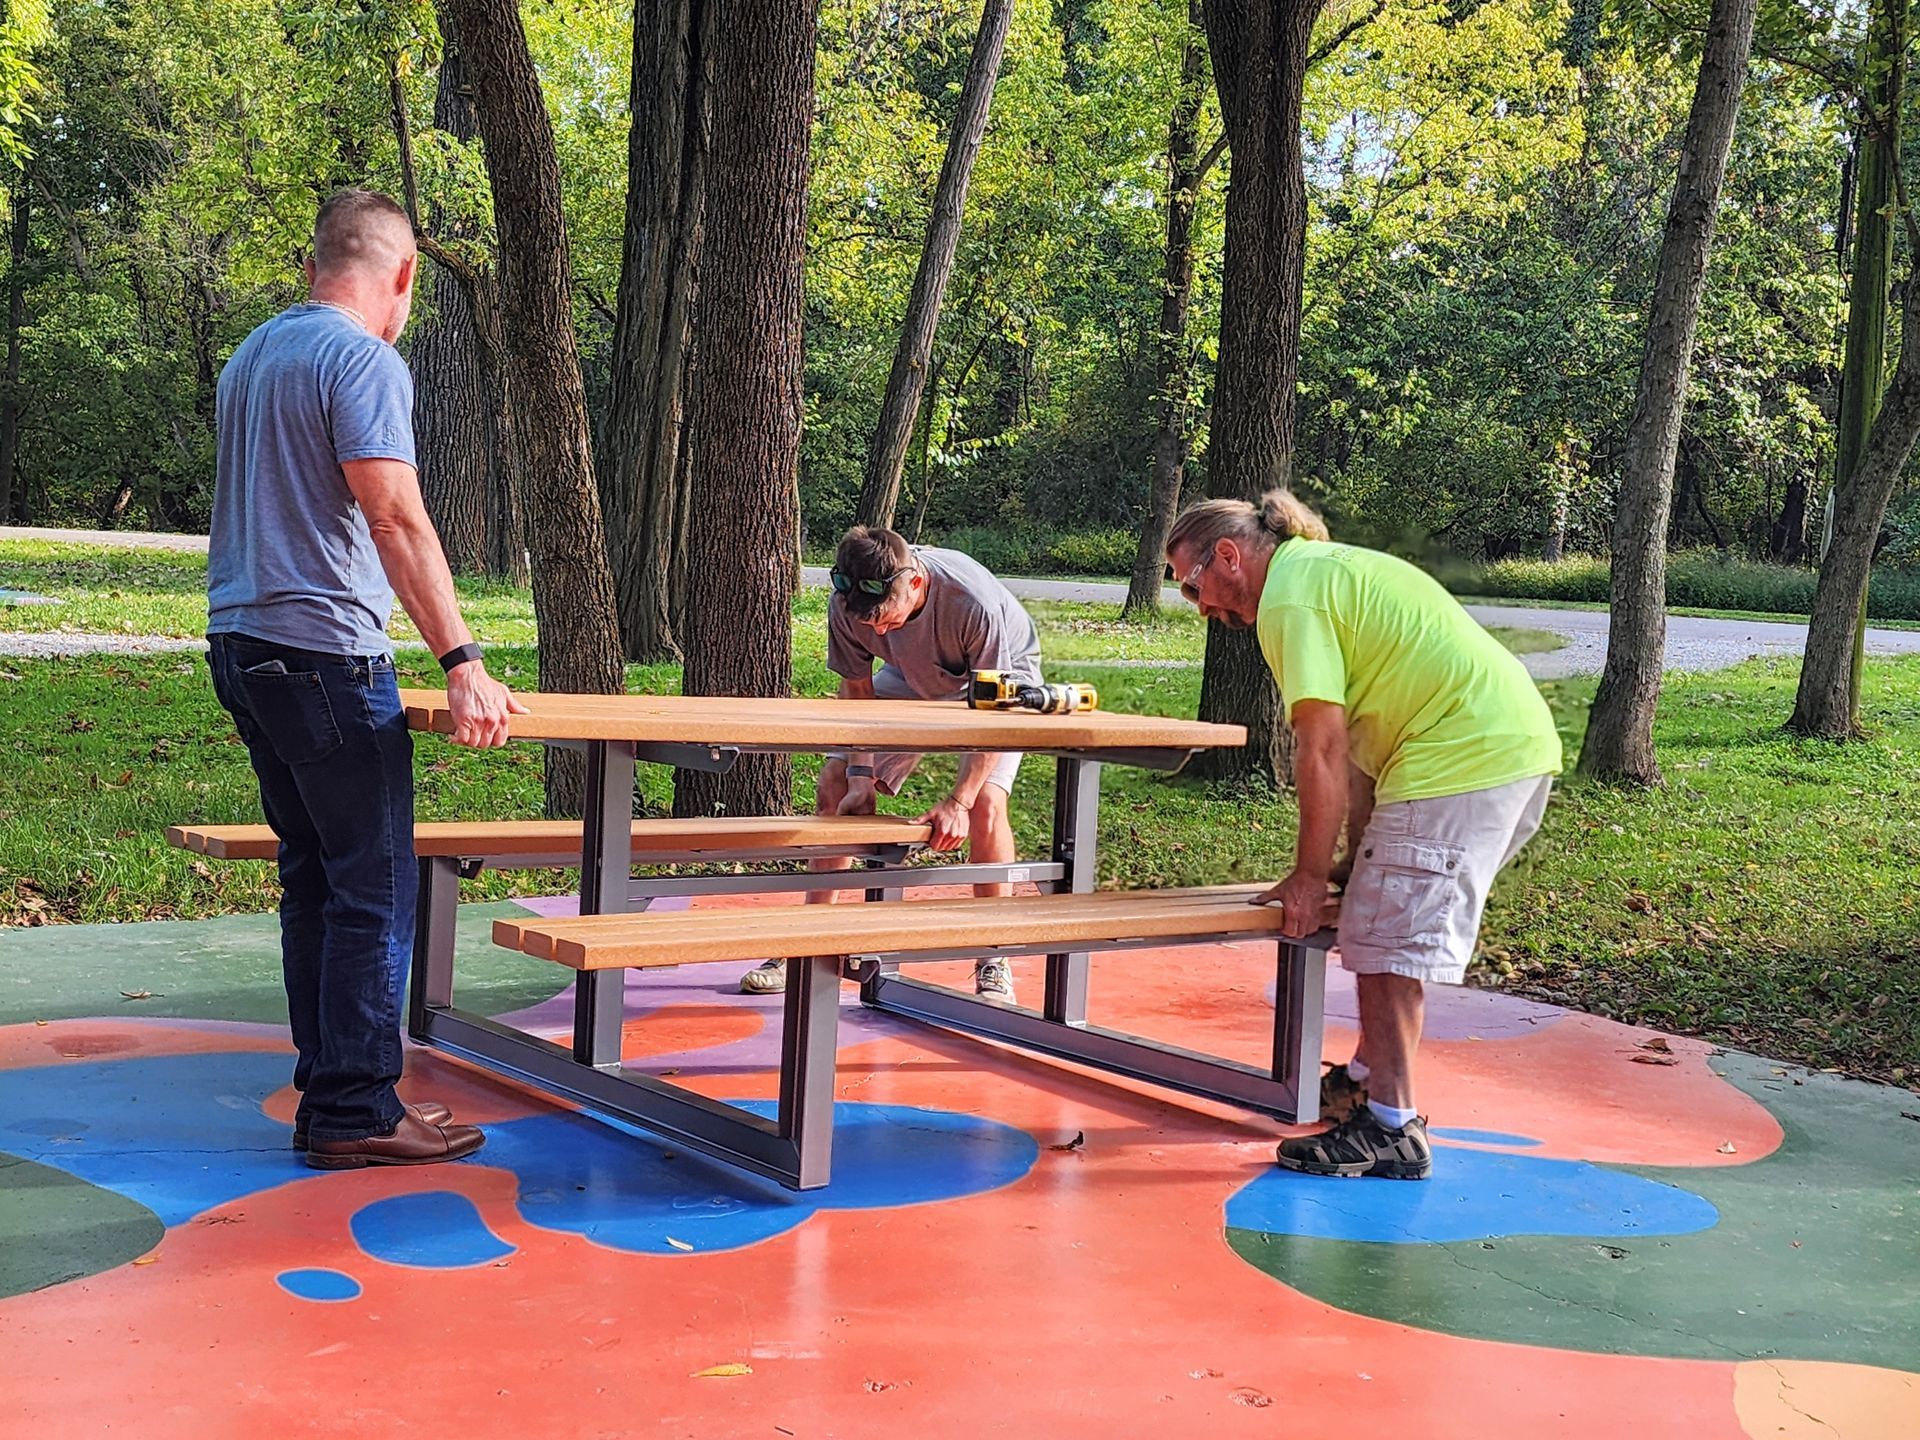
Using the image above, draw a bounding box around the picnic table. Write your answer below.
[399,689,1330,1188]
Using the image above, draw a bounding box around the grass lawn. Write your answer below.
[3,542,1915,1084]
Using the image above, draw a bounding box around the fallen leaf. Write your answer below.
[692,1363,751,1378]
[1717,1141,1737,1155]
[1049,1130,1086,1152]
[1189,1368,1223,1380]
[1637,1037,1673,1053]
[863,1379,909,1393]
[1230,1389,1273,1408]
[120,989,155,1001]
[665,1237,694,1252]
[1629,1053,1678,1066]
[33,1019,47,1027]
[132,1255,159,1267]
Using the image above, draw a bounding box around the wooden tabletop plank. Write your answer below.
[167,814,930,861]
[492,885,1304,970]
[400,688,1244,753]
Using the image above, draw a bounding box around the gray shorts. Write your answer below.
[1336,774,1552,985]
[831,663,1022,799]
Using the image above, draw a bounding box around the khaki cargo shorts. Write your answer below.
[1336,774,1553,985]
[831,663,1022,798]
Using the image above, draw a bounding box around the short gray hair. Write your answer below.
[1166,489,1329,561]
[312,189,415,276]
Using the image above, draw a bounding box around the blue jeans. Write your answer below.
[208,632,416,1140]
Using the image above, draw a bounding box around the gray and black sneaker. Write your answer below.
[1276,1107,1432,1181]
[1319,1062,1369,1122]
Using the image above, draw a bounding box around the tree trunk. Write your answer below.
[436,0,626,815]
[853,0,1014,530]
[672,0,814,820]
[405,49,490,574]
[1186,0,1325,789]
[1125,1,1212,620]
[0,177,27,525]
[1542,429,1577,562]
[1577,0,1755,785]
[1770,466,1810,564]
[1791,272,1920,736]
[603,0,712,663]
[1797,0,1905,735]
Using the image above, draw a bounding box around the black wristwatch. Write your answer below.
[437,642,484,674]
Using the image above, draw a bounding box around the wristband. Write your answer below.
[437,642,484,674]
[845,764,875,779]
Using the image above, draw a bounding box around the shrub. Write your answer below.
[1044,530,1138,576]
[938,526,1040,575]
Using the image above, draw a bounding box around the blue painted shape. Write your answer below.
[0,1053,309,1225]
[479,1100,1037,1256]
[277,1268,362,1302]
[0,1051,1037,1261]
[350,1192,514,1269]
[1225,1146,1718,1246]
[1430,1128,1543,1148]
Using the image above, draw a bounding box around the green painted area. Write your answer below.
[1227,1051,1920,1370]
[0,1153,163,1297]
[0,901,572,1026]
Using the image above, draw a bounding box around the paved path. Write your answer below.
[6,530,1916,677]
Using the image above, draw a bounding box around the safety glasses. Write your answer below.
[830,567,906,597]
[1166,552,1216,603]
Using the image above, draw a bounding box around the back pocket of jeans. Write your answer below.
[1367,840,1464,942]
[237,664,342,765]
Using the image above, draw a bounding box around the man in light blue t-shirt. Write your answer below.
[206,189,521,1170]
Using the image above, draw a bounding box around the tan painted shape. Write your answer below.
[1734,1360,1918,1440]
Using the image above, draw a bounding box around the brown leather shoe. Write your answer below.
[304,1104,485,1170]
[293,1101,452,1152]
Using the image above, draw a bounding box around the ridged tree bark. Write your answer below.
[408,49,488,574]
[0,174,27,524]
[1579,0,1756,783]
[390,45,527,583]
[1188,0,1324,788]
[602,0,711,663]
[1125,0,1216,619]
[853,0,1014,530]
[435,0,625,815]
[673,0,814,820]
[1792,251,1920,735]
[1792,0,1907,738]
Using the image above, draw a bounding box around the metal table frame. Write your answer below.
[407,736,1328,1190]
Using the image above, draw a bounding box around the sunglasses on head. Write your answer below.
[830,567,906,597]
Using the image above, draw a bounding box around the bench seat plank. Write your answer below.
[491,884,1311,971]
[167,815,931,863]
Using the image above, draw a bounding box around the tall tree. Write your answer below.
[435,0,625,812]
[1578,0,1756,784]
[0,172,27,523]
[1792,0,1906,738]
[852,0,1014,530]
[1187,0,1325,788]
[673,0,815,820]
[1124,2,1220,619]
[601,0,712,663]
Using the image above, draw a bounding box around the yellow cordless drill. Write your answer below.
[967,670,1099,714]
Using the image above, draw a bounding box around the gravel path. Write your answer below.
[4,531,1915,677]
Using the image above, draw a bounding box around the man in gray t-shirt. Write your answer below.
[205,189,520,1171]
[740,526,1043,1002]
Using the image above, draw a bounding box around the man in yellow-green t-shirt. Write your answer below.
[1166,491,1561,1181]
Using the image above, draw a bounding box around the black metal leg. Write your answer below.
[1272,938,1328,1118]
[1043,757,1100,1024]
[408,855,459,1041]
[573,739,636,1069]
[779,952,842,1188]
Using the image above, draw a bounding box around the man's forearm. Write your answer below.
[1292,739,1348,881]
[370,512,473,660]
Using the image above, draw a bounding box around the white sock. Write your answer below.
[1368,1099,1417,1130]
[1344,1057,1370,1084]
